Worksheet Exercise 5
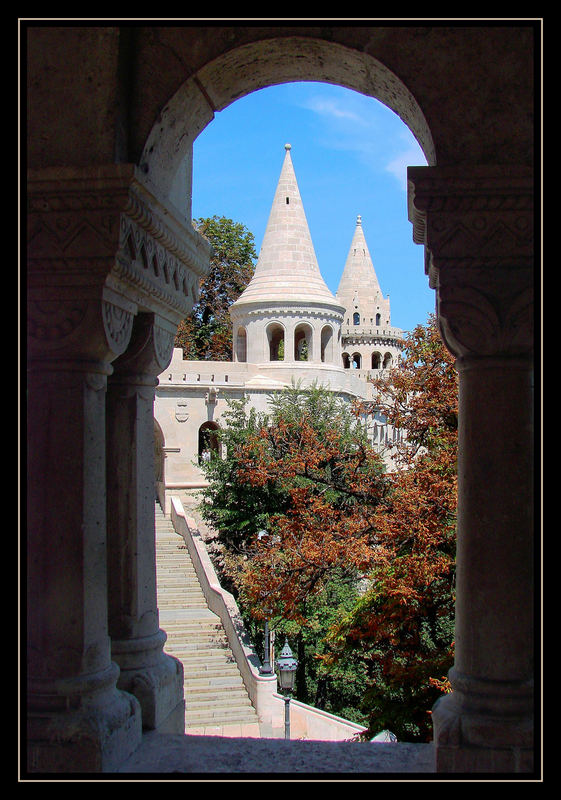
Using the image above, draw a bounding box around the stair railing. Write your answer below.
[168,495,279,731]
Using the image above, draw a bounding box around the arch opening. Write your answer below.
[235,326,247,362]
[139,36,436,205]
[321,325,334,363]
[294,323,312,362]
[198,421,221,463]
[267,322,285,361]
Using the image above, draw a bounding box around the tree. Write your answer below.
[321,314,458,741]
[198,381,389,623]
[197,317,458,739]
[197,381,387,718]
[175,216,256,360]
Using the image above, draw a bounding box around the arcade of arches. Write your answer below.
[26,24,537,774]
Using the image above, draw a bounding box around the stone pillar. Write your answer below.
[311,321,322,363]
[27,291,142,772]
[408,165,534,773]
[106,311,184,732]
[285,319,295,364]
[26,164,211,771]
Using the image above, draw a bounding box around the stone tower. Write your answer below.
[229,144,345,368]
[336,215,403,371]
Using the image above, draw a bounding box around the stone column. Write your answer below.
[285,318,295,364]
[311,320,322,363]
[27,291,142,773]
[26,164,211,771]
[106,311,184,732]
[408,165,534,773]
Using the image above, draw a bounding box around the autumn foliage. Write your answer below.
[199,383,388,622]
[322,315,458,740]
[198,315,458,740]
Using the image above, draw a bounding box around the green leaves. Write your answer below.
[175,216,257,360]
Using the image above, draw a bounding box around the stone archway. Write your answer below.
[26,24,536,775]
[137,35,436,211]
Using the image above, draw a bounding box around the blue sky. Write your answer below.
[192,81,433,334]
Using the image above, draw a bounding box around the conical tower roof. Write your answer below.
[336,215,384,310]
[231,144,342,310]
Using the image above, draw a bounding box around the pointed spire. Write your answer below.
[336,214,383,305]
[231,144,339,308]
[335,214,393,329]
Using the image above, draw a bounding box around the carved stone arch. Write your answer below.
[235,325,247,362]
[139,36,436,206]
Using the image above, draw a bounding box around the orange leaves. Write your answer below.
[223,396,387,621]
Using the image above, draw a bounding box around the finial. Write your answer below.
[285,143,291,151]
[357,214,362,225]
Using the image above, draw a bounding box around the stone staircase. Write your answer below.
[155,503,261,735]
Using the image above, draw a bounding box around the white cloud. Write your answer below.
[385,130,427,191]
[302,96,366,124]
[298,87,427,191]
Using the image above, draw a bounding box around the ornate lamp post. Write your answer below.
[276,639,298,740]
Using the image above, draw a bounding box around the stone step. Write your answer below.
[185,707,258,724]
[155,503,259,731]
[185,689,253,704]
[185,675,248,689]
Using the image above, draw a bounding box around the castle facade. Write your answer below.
[154,144,404,493]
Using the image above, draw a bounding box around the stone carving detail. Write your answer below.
[407,166,534,360]
[175,401,189,422]
[437,280,533,359]
[102,300,134,354]
[27,167,211,345]
[153,323,175,371]
[115,215,193,319]
[27,299,88,342]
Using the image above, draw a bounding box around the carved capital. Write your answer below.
[27,164,212,362]
[407,166,534,359]
[27,291,136,364]
[110,312,176,381]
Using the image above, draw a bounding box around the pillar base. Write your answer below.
[432,688,534,774]
[111,630,185,732]
[27,687,142,773]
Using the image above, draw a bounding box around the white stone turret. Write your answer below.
[336,215,403,371]
[229,144,345,368]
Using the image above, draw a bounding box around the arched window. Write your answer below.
[351,352,361,369]
[320,325,333,363]
[342,352,350,369]
[198,421,221,463]
[235,327,247,362]
[267,323,285,361]
[372,352,381,369]
[383,352,392,369]
[353,312,360,326]
[294,323,312,361]
[375,313,381,326]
